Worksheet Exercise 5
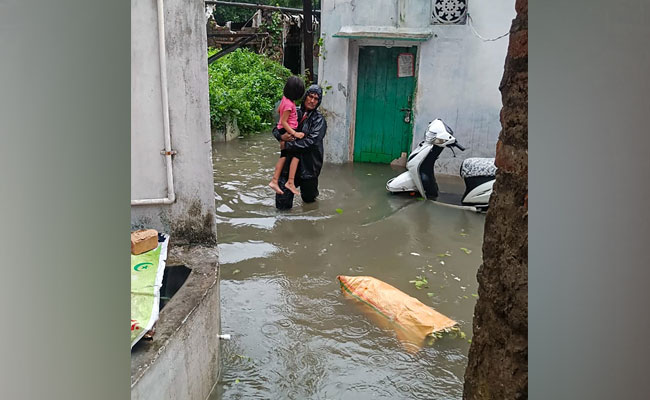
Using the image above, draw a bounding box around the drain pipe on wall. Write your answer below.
[132,0,176,206]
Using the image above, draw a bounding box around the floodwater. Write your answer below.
[209,133,486,400]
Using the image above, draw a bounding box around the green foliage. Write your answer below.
[260,11,285,60]
[320,79,333,95]
[263,11,284,38]
[409,276,429,289]
[208,48,293,133]
[317,34,326,59]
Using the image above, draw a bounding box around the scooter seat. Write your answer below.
[460,158,497,178]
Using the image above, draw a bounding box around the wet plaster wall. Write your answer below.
[131,246,221,400]
[318,0,352,164]
[319,0,515,174]
[131,0,216,244]
[131,1,221,398]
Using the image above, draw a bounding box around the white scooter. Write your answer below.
[386,119,496,212]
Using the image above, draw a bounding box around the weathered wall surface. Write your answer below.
[414,2,514,174]
[463,0,527,398]
[319,0,514,174]
[319,0,354,163]
[131,0,216,244]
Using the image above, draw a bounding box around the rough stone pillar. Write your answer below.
[463,0,528,399]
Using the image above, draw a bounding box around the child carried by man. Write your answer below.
[269,76,305,195]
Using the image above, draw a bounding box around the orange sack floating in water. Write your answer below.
[337,275,458,341]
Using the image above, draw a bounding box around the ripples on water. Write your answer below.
[210,134,485,399]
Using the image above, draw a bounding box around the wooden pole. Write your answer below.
[302,0,314,83]
[205,1,320,15]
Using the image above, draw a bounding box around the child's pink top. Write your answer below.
[277,96,298,130]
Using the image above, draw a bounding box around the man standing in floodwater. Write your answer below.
[273,84,327,209]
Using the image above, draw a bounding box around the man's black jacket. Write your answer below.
[272,108,326,181]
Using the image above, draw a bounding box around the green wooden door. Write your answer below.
[353,46,417,163]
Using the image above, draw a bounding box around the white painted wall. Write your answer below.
[131,0,217,243]
[319,0,515,174]
[413,3,515,174]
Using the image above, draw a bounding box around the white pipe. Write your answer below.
[132,0,176,206]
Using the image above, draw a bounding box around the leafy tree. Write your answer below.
[208,48,295,133]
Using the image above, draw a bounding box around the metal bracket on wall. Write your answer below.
[161,150,177,156]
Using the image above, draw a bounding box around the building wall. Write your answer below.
[131,0,216,243]
[131,247,221,400]
[319,0,515,174]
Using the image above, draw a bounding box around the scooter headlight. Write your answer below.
[433,137,446,145]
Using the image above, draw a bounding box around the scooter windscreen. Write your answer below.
[426,119,455,147]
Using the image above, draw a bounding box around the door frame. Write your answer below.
[348,39,421,162]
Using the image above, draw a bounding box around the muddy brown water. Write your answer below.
[209,133,486,400]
